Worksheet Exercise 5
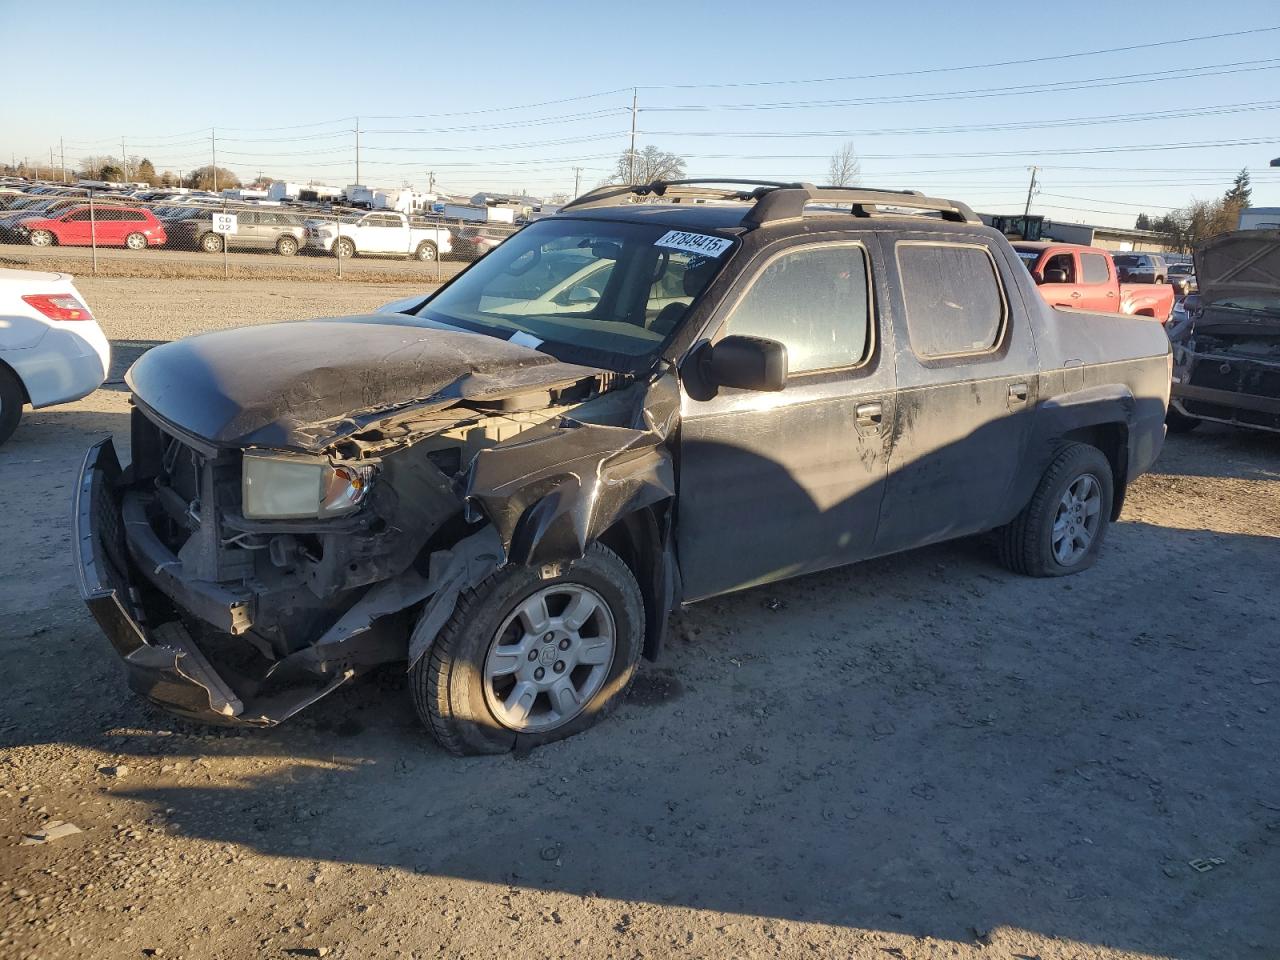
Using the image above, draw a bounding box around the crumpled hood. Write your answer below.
[126,316,606,451]
[1194,229,1280,309]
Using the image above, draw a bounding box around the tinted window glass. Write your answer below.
[66,209,93,222]
[122,210,146,221]
[420,218,728,364]
[727,244,871,373]
[1080,253,1110,284]
[898,243,1005,357]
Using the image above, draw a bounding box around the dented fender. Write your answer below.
[462,369,680,567]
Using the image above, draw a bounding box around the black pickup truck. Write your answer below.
[75,180,1171,755]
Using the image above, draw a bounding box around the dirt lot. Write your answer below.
[1,276,1277,960]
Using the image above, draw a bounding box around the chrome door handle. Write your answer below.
[856,401,884,433]
[1008,382,1029,405]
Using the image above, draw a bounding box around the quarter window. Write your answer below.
[725,244,871,374]
[897,242,1006,358]
[1080,253,1110,284]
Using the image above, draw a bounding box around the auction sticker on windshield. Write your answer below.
[655,230,733,257]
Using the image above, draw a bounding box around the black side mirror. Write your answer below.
[1043,268,1068,284]
[701,335,788,392]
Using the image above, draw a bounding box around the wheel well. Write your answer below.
[0,358,31,404]
[596,505,671,661]
[1061,422,1129,520]
[1133,308,1155,318]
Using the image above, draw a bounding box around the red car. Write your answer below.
[18,205,167,250]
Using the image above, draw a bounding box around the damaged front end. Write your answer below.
[1171,324,1280,433]
[75,321,678,726]
[1170,228,1280,433]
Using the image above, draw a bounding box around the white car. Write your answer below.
[0,268,110,445]
[304,211,452,262]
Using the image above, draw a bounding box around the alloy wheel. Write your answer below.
[1052,473,1102,566]
[482,584,616,732]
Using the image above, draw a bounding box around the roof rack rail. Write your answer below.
[559,178,981,226]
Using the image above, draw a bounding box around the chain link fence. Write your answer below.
[0,181,523,285]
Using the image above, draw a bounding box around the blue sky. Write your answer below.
[2,0,1278,227]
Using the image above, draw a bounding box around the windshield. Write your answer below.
[415,217,731,367]
[1169,264,1193,275]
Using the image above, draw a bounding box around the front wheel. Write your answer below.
[997,443,1114,577]
[200,232,224,253]
[1166,406,1200,433]
[335,237,355,259]
[275,235,299,256]
[124,232,147,251]
[411,543,644,755]
[414,240,438,262]
[28,230,54,247]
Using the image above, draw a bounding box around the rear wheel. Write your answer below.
[275,235,299,256]
[335,237,355,259]
[28,229,54,247]
[124,232,147,251]
[414,240,437,262]
[0,365,25,446]
[200,232,224,253]
[997,443,1113,577]
[411,542,644,755]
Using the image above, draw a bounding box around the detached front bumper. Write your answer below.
[73,438,351,726]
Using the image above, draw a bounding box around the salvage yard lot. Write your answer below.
[1,276,1278,960]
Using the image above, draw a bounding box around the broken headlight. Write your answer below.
[242,452,375,520]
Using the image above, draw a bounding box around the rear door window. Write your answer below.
[896,242,1007,358]
[1080,253,1110,284]
[725,243,872,374]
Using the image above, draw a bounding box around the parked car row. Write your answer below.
[0,180,519,261]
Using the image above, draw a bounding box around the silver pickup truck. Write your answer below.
[75,180,1171,755]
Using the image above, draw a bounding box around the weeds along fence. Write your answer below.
[0,184,522,284]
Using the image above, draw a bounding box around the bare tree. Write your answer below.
[609,146,686,185]
[827,142,861,187]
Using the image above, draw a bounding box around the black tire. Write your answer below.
[997,442,1114,578]
[1165,406,1200,433]
[0,364,25,447]
[411,542,644,756]
[200,232,223,253]
[275,235,299,256]
[335,237,355,259]
[414,240,437,262]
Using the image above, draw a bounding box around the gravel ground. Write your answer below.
[1,277,1277,960]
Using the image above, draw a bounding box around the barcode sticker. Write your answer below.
[655,230,733,257]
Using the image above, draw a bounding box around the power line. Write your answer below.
[642,98,1280,139]
[643,58,1280,113]
[638,26,1280,91]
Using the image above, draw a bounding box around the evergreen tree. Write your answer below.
[1224,168,1252,206]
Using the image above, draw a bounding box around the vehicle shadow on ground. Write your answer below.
[9,513,1276,958]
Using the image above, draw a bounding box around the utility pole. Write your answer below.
[355,116,361,185]
[573,166,582,198]
[60,137,66,183]
[49,146,55,178]
[428,170,435,194]
[1023,165,1039,218]
[211,128,218,193]
[628,88,638,183]
[121,137,128,183]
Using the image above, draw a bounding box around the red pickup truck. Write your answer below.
[1012,242,1174,322]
